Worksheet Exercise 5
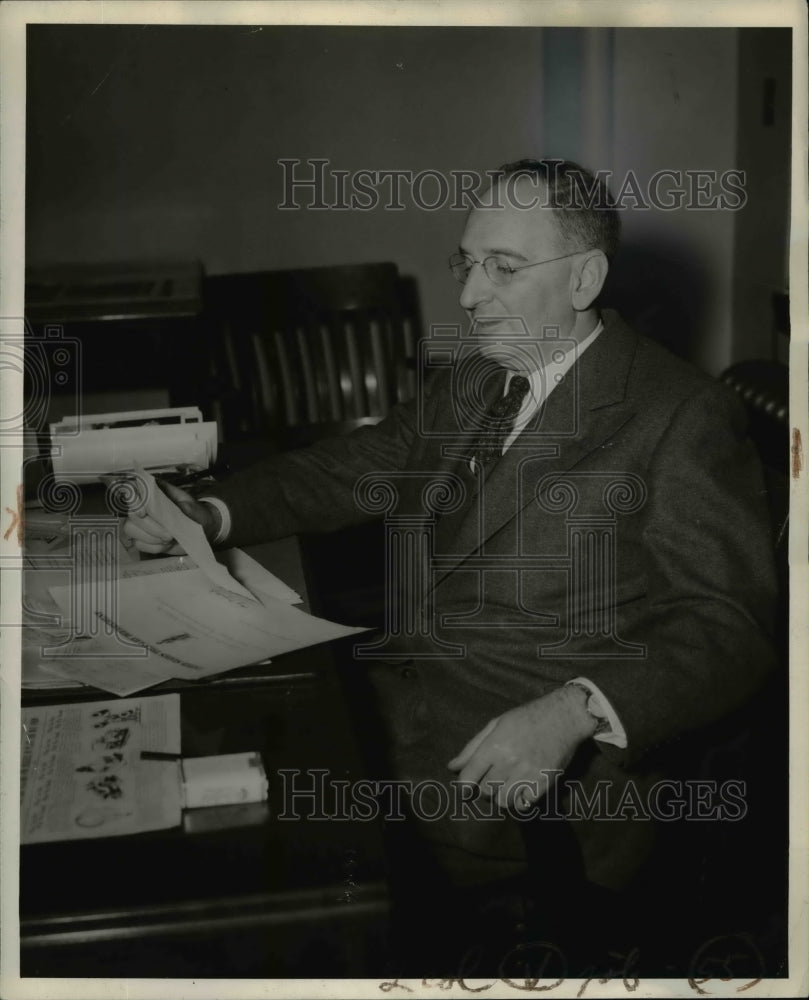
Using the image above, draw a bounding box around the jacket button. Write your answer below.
[401,666,417,679]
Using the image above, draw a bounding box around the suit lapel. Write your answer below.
[429,313,640,589]
[393,355,503,518]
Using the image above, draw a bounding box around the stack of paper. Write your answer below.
[23,470,367,696]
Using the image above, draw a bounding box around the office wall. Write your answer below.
[609,29,740,373]
[26,25,790,377]
[732,28,792,363]
[26,25,546,337]
[537,27,740,370]
[608,28,790,372]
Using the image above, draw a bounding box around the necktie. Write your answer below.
[468,373,531,470]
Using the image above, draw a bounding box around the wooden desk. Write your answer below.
[19,536,390,978]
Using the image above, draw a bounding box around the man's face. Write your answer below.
[458,178,578,372]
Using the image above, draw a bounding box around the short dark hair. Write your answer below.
[493,158,621,261]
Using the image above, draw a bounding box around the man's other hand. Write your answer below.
[123,479,221,555]
[447,685,597,810]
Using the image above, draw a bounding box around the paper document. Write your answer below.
[46,566,365,694]
[24,513,71,549]
[38,647,181,697]
[217,547,302,605]
[21,535,139,687]
[135,467,255,601]
[21,694,182,843]
[35,550,315,694]
[22,659,86,691]
[23,477,366,696]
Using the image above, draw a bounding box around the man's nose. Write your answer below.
[459,262,494,311]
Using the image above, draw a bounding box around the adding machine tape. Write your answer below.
[49,407,217,483]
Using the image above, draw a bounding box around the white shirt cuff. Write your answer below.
[567,676,628,748]
[198,496,232,545]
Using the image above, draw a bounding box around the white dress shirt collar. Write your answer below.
[503,318,604,448]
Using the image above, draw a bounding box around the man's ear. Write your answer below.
[570,250,609,311]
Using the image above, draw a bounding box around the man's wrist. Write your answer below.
[205,503,223,543]
[198,497,228,544]
[562,683,599,740]
[565,680,616,740]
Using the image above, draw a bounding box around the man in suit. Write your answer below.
[126,159,777,972]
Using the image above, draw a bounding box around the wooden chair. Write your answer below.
[202,262,423,631]
[720,359,789,587]
[202,263,420,446]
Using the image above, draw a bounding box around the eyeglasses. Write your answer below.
[448,249,592,287]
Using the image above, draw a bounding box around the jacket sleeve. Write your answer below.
[198,395,421,549]
[576,383,778,768]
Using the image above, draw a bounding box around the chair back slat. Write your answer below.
[222,322,241,390]
[294,325,319,425]
[401,316,417,400]
[271,328,297,427]
[342,319,366,420]
[369,317,391,415]
[317,322,341,422]
[251,330,277,428]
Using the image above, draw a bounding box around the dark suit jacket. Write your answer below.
[207,311,777,889]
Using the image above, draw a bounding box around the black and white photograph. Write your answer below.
[1,1,806,996]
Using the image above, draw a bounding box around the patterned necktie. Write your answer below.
[468,372,531,470]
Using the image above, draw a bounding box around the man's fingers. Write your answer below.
[135,541,172,554]
[122,518,153,544]
[123,517,186,556]
[480,764,512,805]
[123,514,174,544]
[122,473,197,556]
[455,750,493,788]
[124,531,185,555]
[459,766,495,800]
[447,717,498,771]
[138,513,175,542]
[510,771,558,812]
[507,776,544,811]
[125,536,172,554]
[156,479,195,507]
[153,477,216,536]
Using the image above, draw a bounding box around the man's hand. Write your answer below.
[447,685,597,810]
[123,479,221,555]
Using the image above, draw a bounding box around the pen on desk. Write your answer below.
[140,751,182,762]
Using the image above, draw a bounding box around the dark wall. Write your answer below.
[26,25,792,377]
